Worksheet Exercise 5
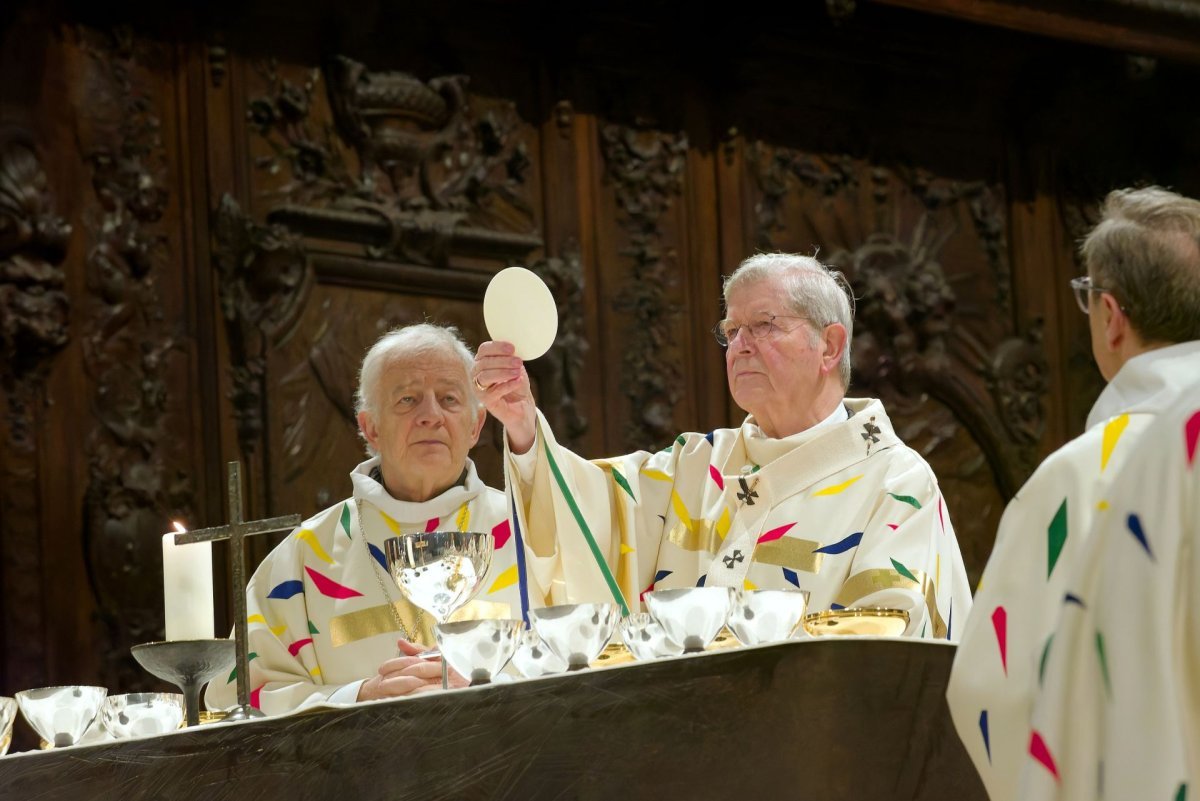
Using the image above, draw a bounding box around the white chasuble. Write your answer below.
[1019,381,1200,801]
[948,341,1200,801]
[509,397,971,638]
[205,456,536,716]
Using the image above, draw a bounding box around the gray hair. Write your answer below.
[1082,186,1200,345]
[723,252,855,387]
[355,323,478,421]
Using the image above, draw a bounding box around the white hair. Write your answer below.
[722,252,855,388]
[354,323,479,421]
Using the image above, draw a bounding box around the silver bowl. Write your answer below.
[101,693,185,739]
[727,589,811,646]
[619,612,684,660]
[528,603,619,671]
[434,618,522,685]
[15,686,108,748]
[384,531,493,623]
[510,629,568,678]
[0,696,15,756]
[644,587,732,653]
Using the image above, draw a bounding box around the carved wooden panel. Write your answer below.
[0,131,70,696]
[217,55,556,519]
[71,26,202,691]
[741,145,1048,585]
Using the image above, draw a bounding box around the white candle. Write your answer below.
[162,522,215,640]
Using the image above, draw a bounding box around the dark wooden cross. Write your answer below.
[173,461,301,720]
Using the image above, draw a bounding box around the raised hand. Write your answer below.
[473,340,537,454]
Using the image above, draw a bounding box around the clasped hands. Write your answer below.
[357,639,468,701]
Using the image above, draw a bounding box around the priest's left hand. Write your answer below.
[357,640,467,700]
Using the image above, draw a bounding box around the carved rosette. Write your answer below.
[600,123,688,449]
[0,133,71,694]
[211,194,312,457]
[76,27,194,689]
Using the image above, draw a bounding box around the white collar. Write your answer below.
[349,455,483,521]
[1086,340,1200,429]
[741,399,853,467]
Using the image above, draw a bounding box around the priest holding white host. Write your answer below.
[948,186,1200,801]
[206,324,540,716]
[474,252,973,636]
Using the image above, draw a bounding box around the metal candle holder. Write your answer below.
[131,640,235,727]
[164,461,300,722]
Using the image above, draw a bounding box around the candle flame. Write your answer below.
[172,520,188,534]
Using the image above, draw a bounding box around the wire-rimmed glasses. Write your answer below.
[712,313,807,347]
[1069,275,1127,315]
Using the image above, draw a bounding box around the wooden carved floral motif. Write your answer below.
[76,26,193,688]
[748,144,1048,580]
[527,247,589,450]
[0,132,71,692]
[211,194,311,458]
[600,122,689,450]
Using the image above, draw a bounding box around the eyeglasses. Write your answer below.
[1069,276,1127,315]
[712,314,807,347]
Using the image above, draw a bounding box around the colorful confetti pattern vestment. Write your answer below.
[508,397,971,636]
[205,457,535,716]
[948,343,1200,801]
[1020,382,1200,801]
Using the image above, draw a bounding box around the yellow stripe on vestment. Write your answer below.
[752,538,824,574]
[642,469,672,482]
[833,567,947,639]
[455,503,471,532]
[487,565,519,594]
[813,475,864,497]
[247,614,287,638]
[329,599,512,648]
[715,508,731,540]
[296,529,334,564]
[669,492,693,531]
[667,519,725,554]
[1100,414,1130,472]
[378,509,402,535]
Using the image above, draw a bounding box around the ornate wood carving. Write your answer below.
[0,132,71,693]
[749,144,1047,582]
[76,27,193,689]
[0,135,71,407]
[247,57,540,268]
[600,122,689,449]
[527,246,589,450]
[211,194,311,457]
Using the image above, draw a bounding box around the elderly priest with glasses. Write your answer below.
[948,186,1200,801]
[474,252,972,636]
[206,324,537,716]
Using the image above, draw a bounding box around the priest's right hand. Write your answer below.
[357,640,467,701]
[473,340,537,455]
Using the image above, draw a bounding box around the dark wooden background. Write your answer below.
[3,0,1200,741]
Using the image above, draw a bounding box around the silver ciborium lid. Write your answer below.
[434,618,523,685]
[727,588,811,646]
[644,587,733,653]
[15,686,108,749]
[528,603,619,671]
